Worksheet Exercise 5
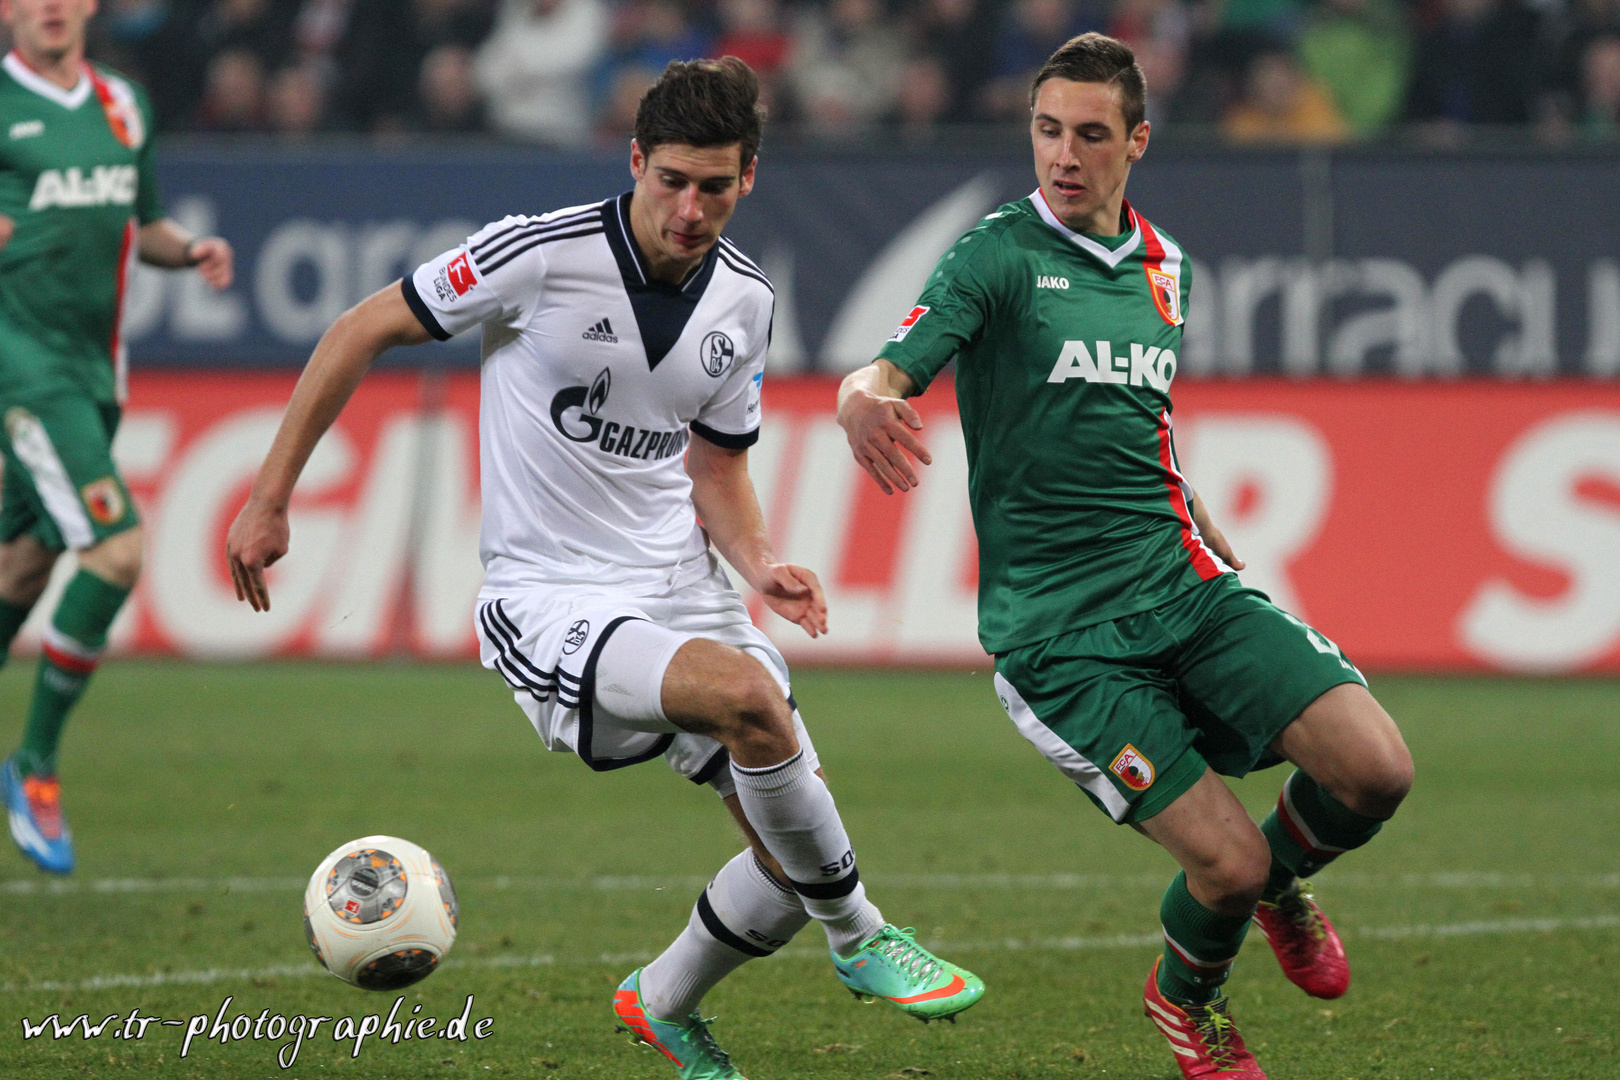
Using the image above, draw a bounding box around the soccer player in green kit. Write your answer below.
[0,0,233,874]
[837,34,1413,1079]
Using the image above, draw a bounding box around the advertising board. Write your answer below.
[39,373,1620,673]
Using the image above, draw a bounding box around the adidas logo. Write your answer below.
[582,318,618,343]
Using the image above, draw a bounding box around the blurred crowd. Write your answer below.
[21,0,1620,143]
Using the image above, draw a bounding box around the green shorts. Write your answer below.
[0,396,136,552]
[993,574,1365,825]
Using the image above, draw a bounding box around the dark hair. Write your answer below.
[634,57,765,171]
[1029,33,1147,134]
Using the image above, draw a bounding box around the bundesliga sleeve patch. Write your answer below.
[889,305,930,343]
[1109,744,1155,791]
[432,252,478,303]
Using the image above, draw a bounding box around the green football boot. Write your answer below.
[613,968,747,1079]
[831,924,985,1022]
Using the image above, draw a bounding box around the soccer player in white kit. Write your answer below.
[226,59,982,1078]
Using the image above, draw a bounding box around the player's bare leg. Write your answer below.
[659,637,881,949]
[1135,770,1272,1079]
[3,527,142,874]
[1253,684,1413,998]
[627,639,982,1039]
[0,535,60,614]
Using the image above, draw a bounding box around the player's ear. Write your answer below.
[1126,120,1150,163]
[629,139,647,182]
[738,155,757,198]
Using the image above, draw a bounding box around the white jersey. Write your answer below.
[404,192,773,592]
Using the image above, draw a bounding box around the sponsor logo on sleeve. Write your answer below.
[1109,744,1155,791]
[746,371,763,415]
[447,253,477,295]
[888,305,930,343]
[433,252,478,302]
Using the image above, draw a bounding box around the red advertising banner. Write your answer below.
[38,373,1620,673]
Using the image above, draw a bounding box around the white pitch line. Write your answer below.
[4,914,1617,996]
[4,871,1617,897]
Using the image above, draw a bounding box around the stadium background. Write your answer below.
[4,3,1620,1078]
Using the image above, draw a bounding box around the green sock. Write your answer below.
[1157,870,1252,1005]
[0,597,31,670]
[15,570,129,777]
[1260,770,1384,902]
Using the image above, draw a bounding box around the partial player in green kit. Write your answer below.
[0,0,233,873]
[836,33,1413,1080]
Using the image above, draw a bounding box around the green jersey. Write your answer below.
[0,54,163,405]
[879,192,1228,655]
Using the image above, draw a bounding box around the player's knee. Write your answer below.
[1343,743,1414,821]
[1192,834,1270,914]
[714,658,792,747]
[0,538,58,606]
[81,528,143,589]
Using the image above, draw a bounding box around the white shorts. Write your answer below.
[474,553,818,797]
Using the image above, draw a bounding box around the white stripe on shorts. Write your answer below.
[4,409,94,549]
[994,673,1130,822]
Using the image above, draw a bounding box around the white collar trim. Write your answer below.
[1031,189,1141,269]
[4,52,91,110]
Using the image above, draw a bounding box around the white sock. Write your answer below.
[639,850,812,1021]
[729,749,885,957]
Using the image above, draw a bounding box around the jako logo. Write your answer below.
[28,165,136,210]
[1036,275,1069,289]
[1047,341,1177,391]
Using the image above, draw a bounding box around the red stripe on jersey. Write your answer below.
[1131,202,1160,261]
[109,219,135,370]
[1156,409,1222,580]
[1132,204,1181,326]
[86,65,137,148]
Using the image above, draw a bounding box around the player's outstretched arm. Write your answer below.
[137,219,234,290]
[687,434,828,638]
[1188,488,1246,571]
[226,283,432,611]
[836,359,930,495]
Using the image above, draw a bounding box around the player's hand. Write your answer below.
[1201,522,1245,571]
[837,388,932,495]
[187,237,234,290]
[0,214,13,252]
[225,497,289,611]
[1188,491,1246,571]
[755,562,828,638]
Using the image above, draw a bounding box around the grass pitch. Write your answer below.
[0,662,1615,1080]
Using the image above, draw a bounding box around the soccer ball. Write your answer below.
[303,835,459,990]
